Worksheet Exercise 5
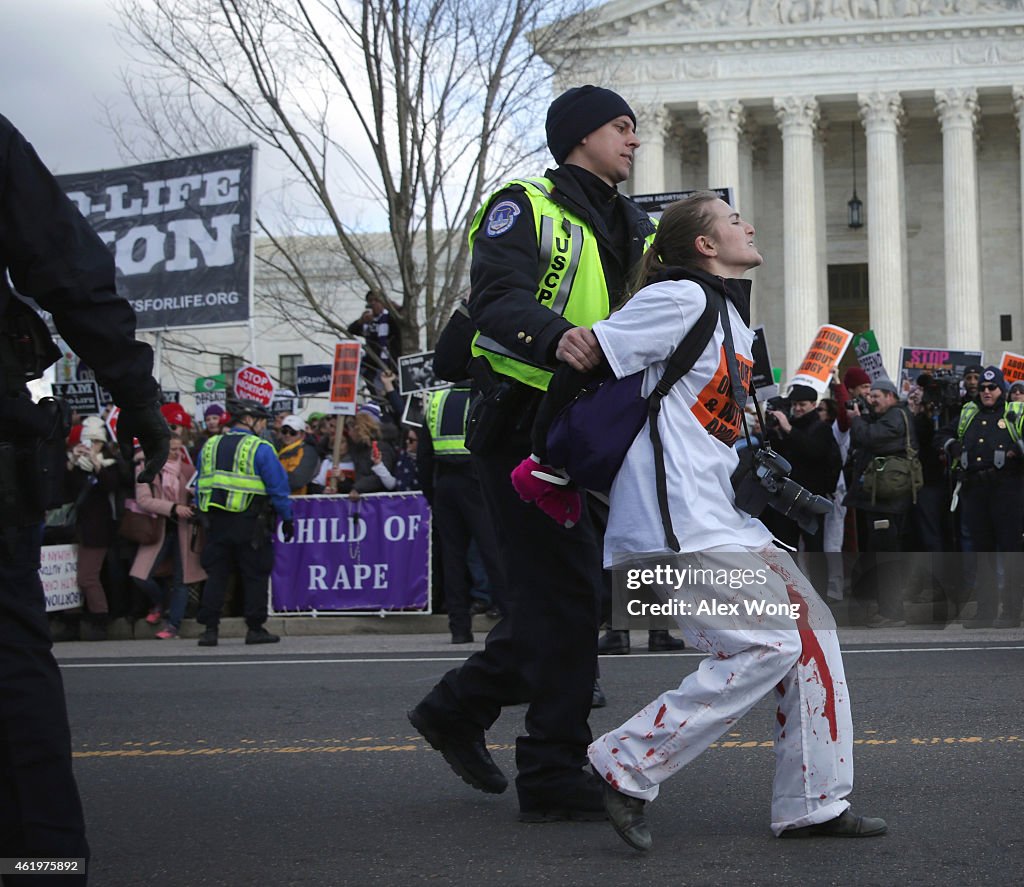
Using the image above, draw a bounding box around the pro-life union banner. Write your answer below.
[57,146,254,331]
[271,494,430,613]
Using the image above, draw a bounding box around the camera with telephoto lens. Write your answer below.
[732,445,834,534]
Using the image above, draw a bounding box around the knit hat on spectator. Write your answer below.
[842,367,871,390]
[980,365,1007,393]
[358,402,382,421]
[80,415,107,443]
[545,85,636,165]
[964,363,984,377]
[788,384,818,404]
[870,378,899,397]
[204,403,226,418]
[281,415,305,433]
[307,411,326,422]
[1010,381,1024,396]
[161,402,193,429]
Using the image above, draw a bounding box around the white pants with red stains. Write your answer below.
[588,546,854,836]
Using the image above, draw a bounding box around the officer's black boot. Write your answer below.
[647,630,685,652]
[198,627,219,647]
[597,629,630,655]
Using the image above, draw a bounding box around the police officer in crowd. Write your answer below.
[846,379,919,627]
[0,113,169,885]
[195,399,295,646]
[943,366,1024,628]
[418,383,507,644]
[409,85,655,822]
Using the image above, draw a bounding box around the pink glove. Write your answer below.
[510,456,581,529]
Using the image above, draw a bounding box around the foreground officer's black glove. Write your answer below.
[281,519,295,543]
[118,400,170,483]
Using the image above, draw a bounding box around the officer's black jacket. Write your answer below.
[0,114,156,407]
[468,164,655,372]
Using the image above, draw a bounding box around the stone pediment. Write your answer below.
[590,0,1024,34]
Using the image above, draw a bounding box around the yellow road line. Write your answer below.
[73,735,1023,758]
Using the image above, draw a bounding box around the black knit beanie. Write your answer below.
[545,85,636,165]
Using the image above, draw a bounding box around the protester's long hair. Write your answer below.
[629,190,722,296]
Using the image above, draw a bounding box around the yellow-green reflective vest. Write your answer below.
[468,177,655,391]
[955,400,1024,469]
[425,387,471,457]
[197,432,270,513]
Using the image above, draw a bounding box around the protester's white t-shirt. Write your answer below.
[593,278,773,566]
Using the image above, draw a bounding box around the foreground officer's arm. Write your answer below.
[253,441,294,521]
[0,114,168,481]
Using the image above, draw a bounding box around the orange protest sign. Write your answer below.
[329,342,362,415]
[787,325,853,393]
[999,351,1024,384]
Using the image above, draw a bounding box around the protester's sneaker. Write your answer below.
[197,628,219,647]
[145,607,162,625]
[600,776,652,850]
[780,809,888,838]
[245,627,280,645]
[155,625,179,640]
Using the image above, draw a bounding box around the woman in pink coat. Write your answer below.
[130,434,206,639]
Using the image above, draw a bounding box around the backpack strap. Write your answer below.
[649,287,721,552]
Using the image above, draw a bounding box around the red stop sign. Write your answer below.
[234,365,275,406]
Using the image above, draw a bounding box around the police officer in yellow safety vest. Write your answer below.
[945,365,1024,628]
[409,86,657,822]
[196,399,295,646]
[418,384,507,645]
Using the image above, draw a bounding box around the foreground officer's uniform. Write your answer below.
[418,384,506,643]
[409,86,656,820]
[196,403,294,645]
[0,113,168,885]
[949,366,1024,628]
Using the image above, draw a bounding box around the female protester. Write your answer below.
[67,416,123,640]
[1008,380,1024,403]
[582,193,885,850]
[130,433,206,639]
[337,411,397,497]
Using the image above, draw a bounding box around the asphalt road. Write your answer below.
[57,637,1023,886]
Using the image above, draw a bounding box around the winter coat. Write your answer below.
[129,459,207,584]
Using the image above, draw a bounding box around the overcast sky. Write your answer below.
[1,0,132,175]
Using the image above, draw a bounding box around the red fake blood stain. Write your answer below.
[611,748,619,755]
[776,710,786,727]
[654,704,668,729]
[646,748,656,758]
[820,794,827,800]
[768,562,839,742]
[606,770,619,790]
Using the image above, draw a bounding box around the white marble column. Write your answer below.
[859,91,907,373]
[775,96,822,378]
[699,99,745,210]
[630,104,670,196]
[935,88,982,350]
[1013,86,1024,330]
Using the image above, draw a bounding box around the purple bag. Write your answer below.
[545,371,648,494]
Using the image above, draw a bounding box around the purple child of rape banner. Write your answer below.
[271,494,430,612]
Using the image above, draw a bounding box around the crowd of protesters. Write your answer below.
[745,363,1024,629]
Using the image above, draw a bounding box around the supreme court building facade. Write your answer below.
[549,0,1024,378]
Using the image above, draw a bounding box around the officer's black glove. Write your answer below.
[281,519,295,543]
[944,439,962,461]
[117,401,170,483]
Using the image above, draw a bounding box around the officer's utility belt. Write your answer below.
[961,462,1023,488]
[0,395,69,529]
[464,357,538,456]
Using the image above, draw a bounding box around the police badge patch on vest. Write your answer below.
[485,200,521,237]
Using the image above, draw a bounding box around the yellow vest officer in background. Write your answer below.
[195,398,295,646]
[418,384,507,645]
[409,85,657,823]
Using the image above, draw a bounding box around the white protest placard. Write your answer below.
[40,545,81,612]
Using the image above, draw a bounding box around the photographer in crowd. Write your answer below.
[763,384,842,557]
[846,379,919,627]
